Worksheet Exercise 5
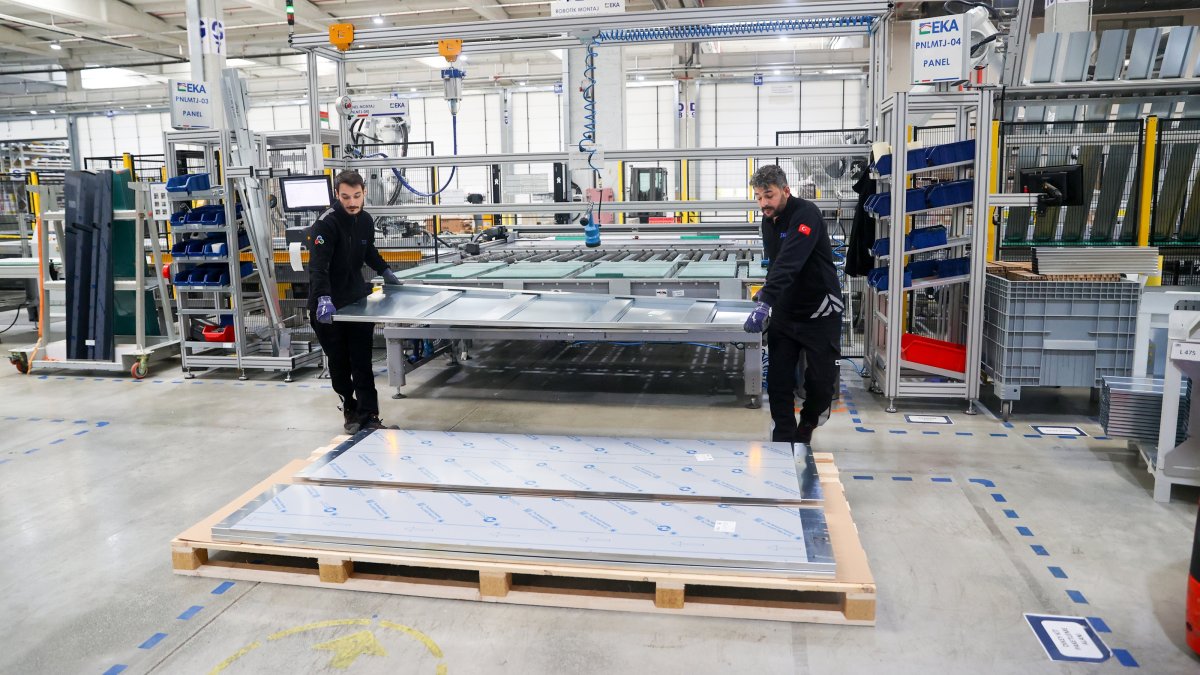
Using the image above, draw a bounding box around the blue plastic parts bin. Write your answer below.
[165,173,211,193]
[865,188,927,217]
[871,226,949,257]
[909,225,948,250]
[867,266,912,291]
[874,140,977,176]
[938,256,971,278]
[924,140,975,167]
[907,259,940,280]
[926,180,974,209]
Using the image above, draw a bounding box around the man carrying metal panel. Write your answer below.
[743,165,842,444]
[309,170,402,433]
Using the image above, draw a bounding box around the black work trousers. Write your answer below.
[311,314,379,417]
[766,314,841,443]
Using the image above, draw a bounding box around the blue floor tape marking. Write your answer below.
[1066,590,1088,604]
[852,475,874,480]
[991,493,1007,502]
[138,633,168,649]
[1049,566,1068,579]
[969,478,995,487]
[1023,434,1042,438]
[1112,649,1138,667]
[1058,435,1077,440]
[990,433,1008,437]
[74,429,88,436]
[96,422,109,427]
[1003,422,1014,428]
[892,476,913,481]
[1087,617,1111,633]
[24,448,38,455]
[854,427,875,433]
[102,666,128,675]
[922,431,941,435]
[852,418,862,424]
[49,439,64,445]
[1016,526,1033,536]
[932,477,953,482]
[211,581,235,595]
[1031,545,1049,556]
[956,432,974,436]
[889,430,907,435]
[177,605,203,621]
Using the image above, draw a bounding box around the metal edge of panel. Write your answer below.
[294,430,825,505]
[210,485,837,575]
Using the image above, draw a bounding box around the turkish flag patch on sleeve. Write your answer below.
[798,224,811,236]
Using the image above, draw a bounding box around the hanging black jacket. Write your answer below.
[758,195,843,322]
[307,202,390,311]
[845,173,877,278]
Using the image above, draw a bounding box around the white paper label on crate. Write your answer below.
[905,414,953,425]
[672,290,685,297]
[1032,425,1087,437]
[1024,614,1110,663]
[85,339,95,347]
[551,0,624,17]
[1171,341,1200,363]
[910,13,971,84]
[695,453,714,462]
[713,520,736,533]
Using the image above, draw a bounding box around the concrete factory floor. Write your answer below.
[0,314,1198,674]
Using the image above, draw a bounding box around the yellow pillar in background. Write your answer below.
[122,152,136,181]
[986,120,1000,262]
[1137,115,1159,248]
[746,157,755,223]
[617,161,626,225]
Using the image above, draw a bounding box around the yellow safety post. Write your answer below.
[159,166,167,182]
[617,161,625,225]
[746,157,755,223]
[986,120,1000,262]
[1137,115,1159,248]
[322,143,332,177]
[122,152,136,181]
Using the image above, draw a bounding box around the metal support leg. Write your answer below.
[745,338,763,409]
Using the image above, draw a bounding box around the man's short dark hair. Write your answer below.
[750,165,789,190]
[334,170,365,191]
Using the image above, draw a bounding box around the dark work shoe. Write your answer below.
[340,400,360,434]
[360,415,400,431]
[795,422,817,445]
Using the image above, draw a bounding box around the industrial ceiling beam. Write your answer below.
[0,0,186,47]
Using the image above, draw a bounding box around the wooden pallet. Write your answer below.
[987,262,1122,283]
[171,445,876,625]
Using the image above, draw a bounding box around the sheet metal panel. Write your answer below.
[576,261,678,278]
[477,262,590,279]
[212,483,836,575]
[335,285,755,330]
[677,260,740,279]
[418,262,508,279]
[295,429,822,505]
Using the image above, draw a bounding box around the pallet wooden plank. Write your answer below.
[655,582,686,609]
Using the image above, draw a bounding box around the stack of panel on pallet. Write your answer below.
[1032,248,1161,277]
[1100,376,1191,445]
[212,429,834,575]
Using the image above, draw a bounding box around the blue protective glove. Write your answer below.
[743,301,770,333]
[382,268,401,286]
[316,296,336,324]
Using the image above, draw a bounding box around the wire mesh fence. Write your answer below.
[1151,117,1200,244]
[998,119,1143,247]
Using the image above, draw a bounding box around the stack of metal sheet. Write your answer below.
[1100,376,1190,445]
[213,429,836,576]
[1032,248,1161,276]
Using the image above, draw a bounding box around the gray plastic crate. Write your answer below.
[982,275,1141,401]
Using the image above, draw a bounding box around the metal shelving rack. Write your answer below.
[865,90,993,413]
[7,181,179,377]
[164,129,322,380]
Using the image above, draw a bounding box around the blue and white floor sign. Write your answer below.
[905,414,952,425]
[1025,614,1110,663]
[1032,425,1087,437]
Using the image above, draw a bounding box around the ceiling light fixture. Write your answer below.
[49,109,56,113]
[30,110,37,115]
[49,40,62,50]
[773,69,781,75]
[636,74,645,81]
[373,15,383,25]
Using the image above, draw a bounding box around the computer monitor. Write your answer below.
[279,174,334,212]
[1017,164,1084,208]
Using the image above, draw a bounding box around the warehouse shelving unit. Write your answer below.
[864,90,993,413]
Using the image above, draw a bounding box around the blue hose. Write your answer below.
[394,115,459,198]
